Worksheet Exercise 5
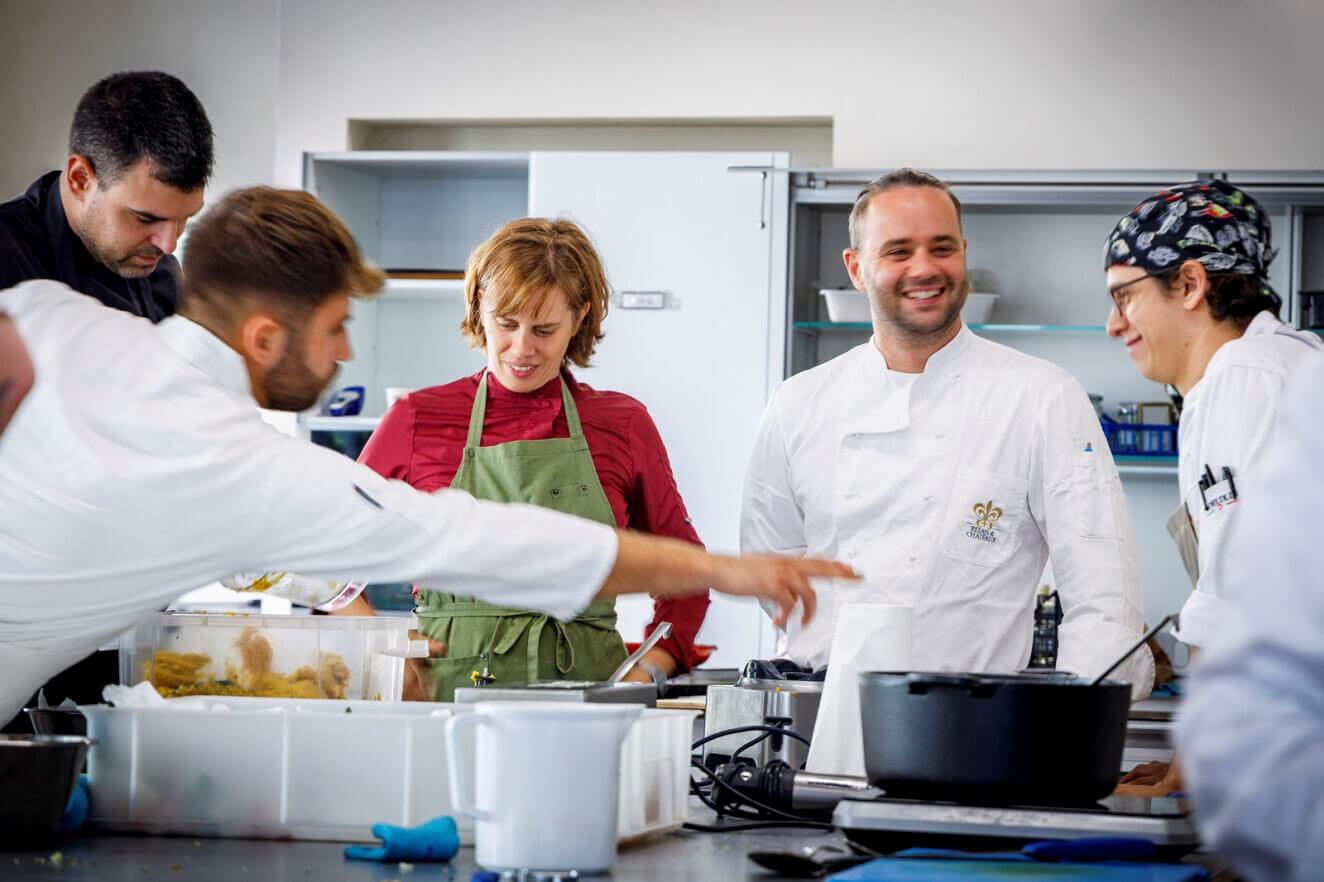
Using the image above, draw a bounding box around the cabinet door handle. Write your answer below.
[758,171,768,230]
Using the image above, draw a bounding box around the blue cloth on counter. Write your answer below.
[1150,681,1185,698]
[59,774,89,833]
[829,857,1208,881]
[343,816,459,862]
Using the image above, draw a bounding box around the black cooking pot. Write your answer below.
[859,671,1130,807]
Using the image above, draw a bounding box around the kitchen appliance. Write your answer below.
[702,660,824,770]
[446,702,642,873]
[833,795,1198,859]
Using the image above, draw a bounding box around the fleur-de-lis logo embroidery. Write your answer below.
[973,500,1003,530]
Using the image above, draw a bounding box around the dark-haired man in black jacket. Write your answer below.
[0,70,214,321]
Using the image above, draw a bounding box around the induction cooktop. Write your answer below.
[833,794,1198,858]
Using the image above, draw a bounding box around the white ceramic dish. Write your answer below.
[819,288,870,323]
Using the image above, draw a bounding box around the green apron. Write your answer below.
[414,372,627,701]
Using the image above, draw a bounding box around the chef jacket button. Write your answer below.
[551,488,560,496]
[909,555,918,563]
[923,493,933,501]
[465,449,475,458]
[935,431,947,439]
[579,484,588,492]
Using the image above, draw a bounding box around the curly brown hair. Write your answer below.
[459,218,609,368]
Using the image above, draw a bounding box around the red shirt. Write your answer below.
[358,369,710,672]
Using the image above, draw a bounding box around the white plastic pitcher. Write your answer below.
[445,702,643,874]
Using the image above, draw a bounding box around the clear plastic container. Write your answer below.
[119,613,425,702]
[80,697,697,843]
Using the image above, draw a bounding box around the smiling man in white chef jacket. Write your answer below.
[0,186,849,727]
[741,168,1153,694]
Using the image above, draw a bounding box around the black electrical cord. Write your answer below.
[691,722,812,752]
[687,758,833,829]
[731,730,773,763]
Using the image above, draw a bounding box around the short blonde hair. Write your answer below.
[460,218,609,368]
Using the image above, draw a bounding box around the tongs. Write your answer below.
[606,621,672,684]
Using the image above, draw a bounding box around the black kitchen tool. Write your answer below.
[747,844,873,877]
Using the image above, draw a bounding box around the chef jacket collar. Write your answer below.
[848,323,975,435]
[864,320,976,376]
[156,315,255,401]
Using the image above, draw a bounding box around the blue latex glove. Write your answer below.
[343,816,459,862]
[58,774,90,834]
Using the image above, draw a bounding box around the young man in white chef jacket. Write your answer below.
[1175,358,1324,882]
[1103,179,1324,795]
[0,186,852,728]
[741,168,1153,695]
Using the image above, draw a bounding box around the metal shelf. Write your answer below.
[793,321,1107,333]
[305,416,381,432]
[378,278,465,301]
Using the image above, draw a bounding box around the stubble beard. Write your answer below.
[865,269,970,346]
[79,200,162,279]
[263,336,337,413]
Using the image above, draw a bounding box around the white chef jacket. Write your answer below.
[741,324,1153,694]
[1173,311,1324,647]
[0,281,617,722]
[1177,358,1324,882]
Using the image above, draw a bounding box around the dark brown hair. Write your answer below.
[459,217,609,368]
[180,187,384,325]
[848,168,963,250]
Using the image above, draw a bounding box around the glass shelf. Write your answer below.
[793,321,1107,333]
[1113,455,1178,476]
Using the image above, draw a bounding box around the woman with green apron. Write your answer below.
[353,217,711,700]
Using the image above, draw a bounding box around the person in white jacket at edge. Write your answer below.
[1176,359,1324,882]
[0,186,855,728]
[1102,180,1324,798]
[741,168,1153,696]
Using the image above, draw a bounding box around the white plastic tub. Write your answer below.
[81,697,696,844]
[819,288,870,323]
[119,613,424,702]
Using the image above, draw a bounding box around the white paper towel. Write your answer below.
[805,603,913,776]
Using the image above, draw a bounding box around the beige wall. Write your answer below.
[0,0,280,199]
[2,0,1321,195]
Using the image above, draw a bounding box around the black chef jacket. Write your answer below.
[0,170,180,321]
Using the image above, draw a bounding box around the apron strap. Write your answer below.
[560,376,586,441]
[464,371,491,449]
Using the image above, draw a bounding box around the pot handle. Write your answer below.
[445,713,495,822]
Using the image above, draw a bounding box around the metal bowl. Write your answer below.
[24,707,88,736]
[0,734,95,844]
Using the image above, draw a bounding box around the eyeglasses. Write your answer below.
[1107,270,1169,314]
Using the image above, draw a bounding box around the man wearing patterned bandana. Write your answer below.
[1104,179,1324,799]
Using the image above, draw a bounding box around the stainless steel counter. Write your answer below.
[1,800,1240,881]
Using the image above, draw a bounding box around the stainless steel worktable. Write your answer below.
[1,804,1238,881]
